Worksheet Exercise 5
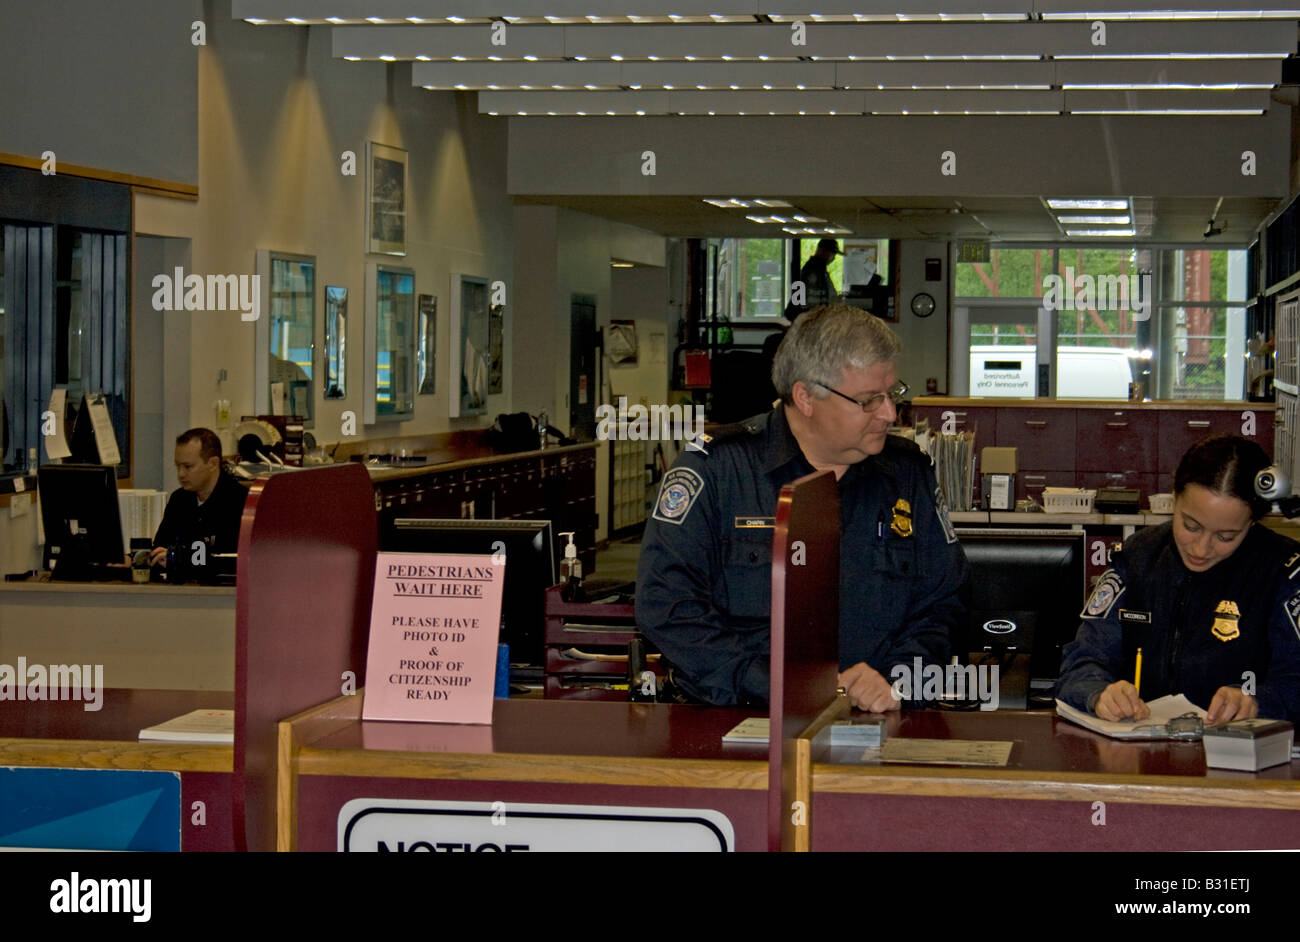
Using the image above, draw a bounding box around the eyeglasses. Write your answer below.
[816,380,909,414]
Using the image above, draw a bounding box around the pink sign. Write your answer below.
[362,553,504,724]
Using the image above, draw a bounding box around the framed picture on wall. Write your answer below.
[418,294,437,395]
[367,142,407,256]
[488,302,504,394]
[449,274,490,417]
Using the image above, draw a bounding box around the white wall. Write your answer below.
[0,1,200,184]
[133,11,515,451]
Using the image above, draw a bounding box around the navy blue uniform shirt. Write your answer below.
[1057,521,1300,722]
[636,407,968,706]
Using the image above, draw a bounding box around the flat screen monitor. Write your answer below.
[955,528,1087,686]
[384,518,556,666]
[37,463,125,580]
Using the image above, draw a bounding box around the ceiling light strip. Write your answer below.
[329,21,1292,62]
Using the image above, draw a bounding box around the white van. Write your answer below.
[969,345,1134,399]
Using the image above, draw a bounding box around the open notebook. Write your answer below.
[1055,694,1206,740]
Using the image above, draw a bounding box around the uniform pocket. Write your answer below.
[871,538,919,579]
[723,532,773,619]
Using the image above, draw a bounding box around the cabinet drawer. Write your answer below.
[1157,410,1253,472]
[1075,410,1159,472]
[1018,470,1077,504]
[995,409,1077,472]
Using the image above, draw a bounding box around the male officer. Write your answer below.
[150,428,248,569]
[636,304,967,709]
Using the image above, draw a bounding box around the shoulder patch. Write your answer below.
[1082,570,1125,619]
[934,485,958,544]
[652,467,705,525]
[1285,590,1300,641]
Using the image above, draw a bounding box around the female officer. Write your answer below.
[1057,434,1300,725]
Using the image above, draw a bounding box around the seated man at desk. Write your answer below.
[1057,434,1300,725]
[636,303,968,710]
[150,428,248,571]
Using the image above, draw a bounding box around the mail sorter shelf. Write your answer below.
[543,585,662,701]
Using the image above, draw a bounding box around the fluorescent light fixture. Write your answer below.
[611,261,634,268]
[1072,109,1264,115]
[754,199,793,208]
[1048,199,1129,210]
[1065,228,1138,237]
[1056,215,1133,225]
[1044,10,1300,19]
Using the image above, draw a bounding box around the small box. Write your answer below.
[982,473,1015,511]
[1095,486,1141,513]
[981,446,1018,475]
[1203,718,1294,771]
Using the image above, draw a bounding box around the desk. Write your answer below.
[812,711,1300,851]
[0,689,235,851]
[281,696,769,851]
[0,580,235,690]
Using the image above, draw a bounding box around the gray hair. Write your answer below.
[772,303,902,403]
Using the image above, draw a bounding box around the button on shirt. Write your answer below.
[636,407,968,706]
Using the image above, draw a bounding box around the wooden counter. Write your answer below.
[0,579,235,690]
[0,689,235,851]
[280,695,770,851]
[811,710,1300,851]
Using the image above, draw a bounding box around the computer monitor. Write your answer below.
[955,527,1087,702]
[383,518,557,666]
[37,464,125,581]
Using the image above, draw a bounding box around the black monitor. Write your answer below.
[37,464,125,581]
[383,518,557,666]
[955,528,1087,703]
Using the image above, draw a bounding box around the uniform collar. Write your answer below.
[759,407,808,475]
[759,406,900,483]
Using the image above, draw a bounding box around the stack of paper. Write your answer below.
[925,431,976,511]
[117,489,167,547]
[1055,695,1205,739]
[138,709,234,744]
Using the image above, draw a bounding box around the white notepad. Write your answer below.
[1055,694,1205,739]
[138,709,234,744]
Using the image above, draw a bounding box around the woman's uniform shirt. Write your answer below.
[1057,521,1300,722]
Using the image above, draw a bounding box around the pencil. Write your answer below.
[1134,647,1143,697]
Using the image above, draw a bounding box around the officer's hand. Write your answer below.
[149,546,168,567]
[1205,687,1257,724]
[1094,681,1150,722]
[838,662,900,714]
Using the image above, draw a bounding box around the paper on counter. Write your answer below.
[875,738,1014,767]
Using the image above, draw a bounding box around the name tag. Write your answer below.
[734,517,775,529]
[1118,609,1152,624]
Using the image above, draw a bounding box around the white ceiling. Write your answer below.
[231,3,1300,243]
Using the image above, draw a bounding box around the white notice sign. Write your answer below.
[86,393,121,466]
[338,799,734,852]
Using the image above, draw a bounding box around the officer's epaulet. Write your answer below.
[684,419,762,456]
[1283,549,1300,581]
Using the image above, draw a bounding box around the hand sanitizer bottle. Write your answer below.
[558,531,585,602]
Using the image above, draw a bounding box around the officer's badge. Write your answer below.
[1082,570,1124,618]
[890,498,913,538]
[652,467,704,525]
[1211,599,1241,642]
